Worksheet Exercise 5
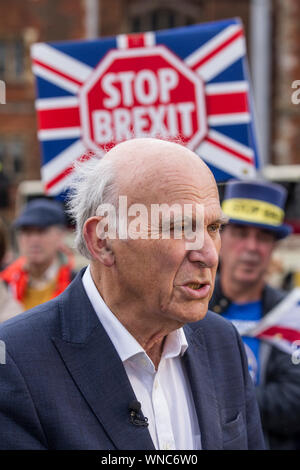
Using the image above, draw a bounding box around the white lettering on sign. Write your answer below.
[93,110,113,143]
[92,102,195,144]
[135,70,158,105]
[158,68,178,103]
[79,45,207,153]
[102,68,179,108]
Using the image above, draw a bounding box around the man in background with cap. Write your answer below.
[1,198,76,311]
[209,180,300,449]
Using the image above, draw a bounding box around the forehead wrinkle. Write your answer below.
[150,155,215,189]
[161,173,219,209]
[130,177,217,208]
[169,179,218,198]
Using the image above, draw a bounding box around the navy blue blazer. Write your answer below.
[0,269,265,450]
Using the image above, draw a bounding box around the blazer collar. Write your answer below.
[52,269,155,450]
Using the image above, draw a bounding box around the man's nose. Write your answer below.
[187,232,219,268]
[243,234,260,251]
[26,233,41,242]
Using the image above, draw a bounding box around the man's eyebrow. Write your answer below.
[158,210,229,226]
[210,212,229,225]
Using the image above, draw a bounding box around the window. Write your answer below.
[129,2,201,33]
[0,137,25,179]
[0,39,25,83]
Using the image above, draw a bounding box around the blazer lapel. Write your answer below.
[52,271,155,450]
[183,324,223,450]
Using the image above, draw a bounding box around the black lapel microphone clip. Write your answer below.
[129,400,149,427]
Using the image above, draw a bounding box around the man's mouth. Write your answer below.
[240,257,260,266]
[186,282,205,290]
[238,260,260,272]
[179,282,211,299]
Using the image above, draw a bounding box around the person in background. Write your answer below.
[0,217,22,322]
[0,198,76,311]
[209,179,300,450]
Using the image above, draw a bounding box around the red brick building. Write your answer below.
[0,0,299,219]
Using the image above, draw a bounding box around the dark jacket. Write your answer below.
[0,269,265,450]
[209,277,300,450]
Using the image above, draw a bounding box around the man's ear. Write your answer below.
[83,216,115,267]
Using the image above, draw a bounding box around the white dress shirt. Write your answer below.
[82,265,201,450]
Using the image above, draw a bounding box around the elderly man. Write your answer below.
[209,179,300,449]
[1,198,75,310]
[0,139,264,450]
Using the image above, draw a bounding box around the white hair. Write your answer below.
[67,155,119,259]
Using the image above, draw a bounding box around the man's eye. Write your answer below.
[208,223,221,233]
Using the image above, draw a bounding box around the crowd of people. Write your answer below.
[0,137,299,450]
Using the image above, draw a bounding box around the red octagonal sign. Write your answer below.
[79,46,207,154]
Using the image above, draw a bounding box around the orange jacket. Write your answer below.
[0,255,75,303]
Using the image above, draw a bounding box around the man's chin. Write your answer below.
[188,309,208,323]
[174,302,209,324]
[235,272,261,287]
[164,293,210,326]
[27,256,47,265]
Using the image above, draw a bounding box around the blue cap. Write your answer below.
[222,180,292,240]
[14,198,67,229]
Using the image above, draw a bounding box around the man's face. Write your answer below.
[18,226,64,267]
[108,162,223,329]
[220,224,276,287]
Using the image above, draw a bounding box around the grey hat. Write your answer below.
[14,198,67,229]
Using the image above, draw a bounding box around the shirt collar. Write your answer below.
[82,265,188,363]
[163,328,188,359]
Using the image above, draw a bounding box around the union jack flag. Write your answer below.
[248,288,300,356]
[31,18,260,198]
